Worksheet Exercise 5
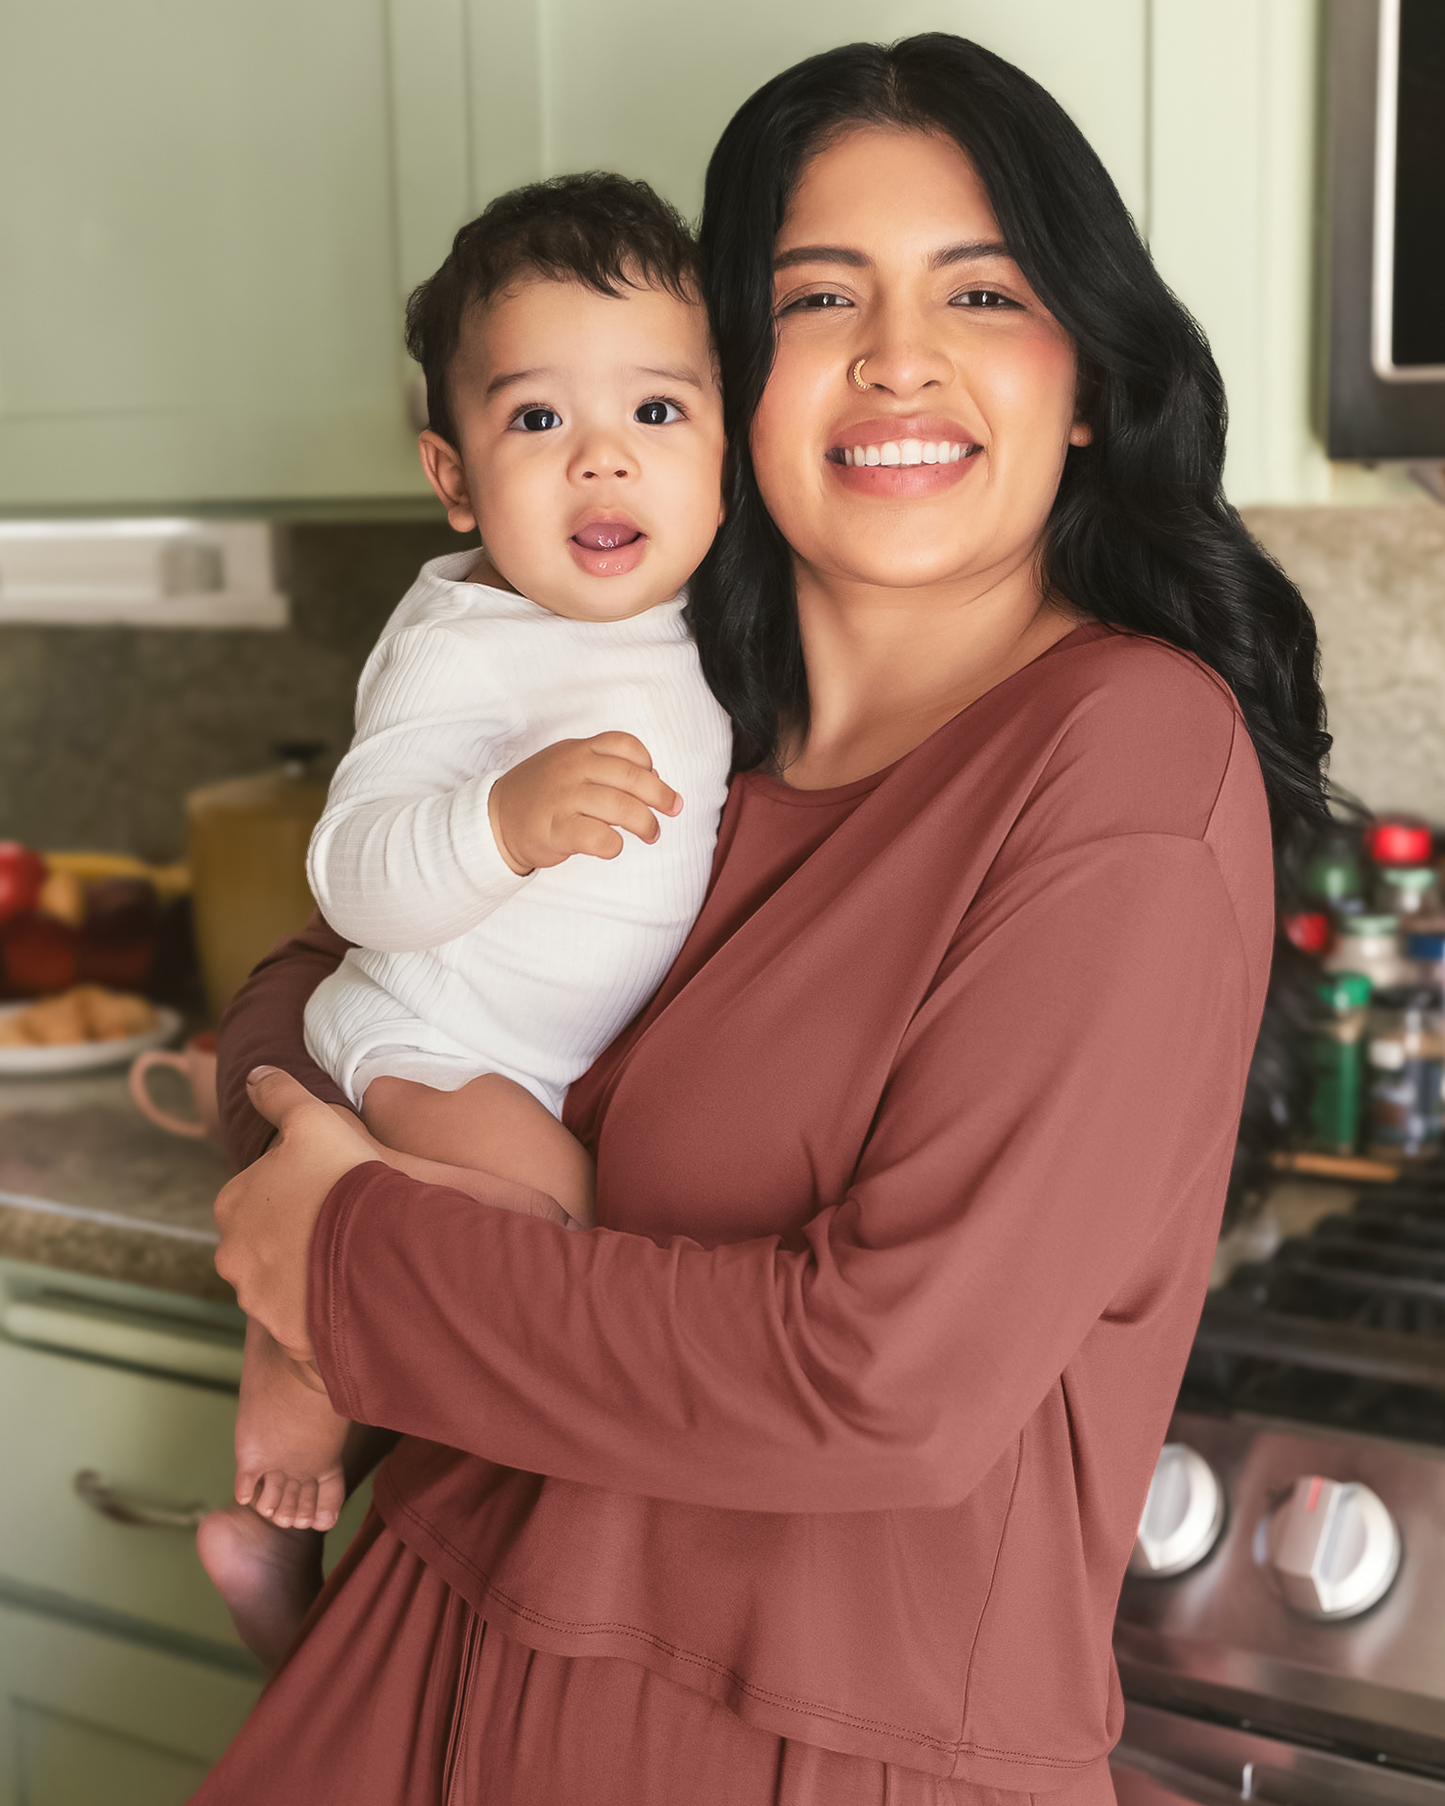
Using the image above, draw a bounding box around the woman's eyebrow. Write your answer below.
[773,245,870,272]
[772,239,1012,273]
[930,239,1011,269]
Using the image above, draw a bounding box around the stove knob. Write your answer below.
[1267,1476,1400,1619]
[1129,1443,1226,1578]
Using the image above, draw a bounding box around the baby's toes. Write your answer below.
[291,1477,320,1531]
[252,1470,287,1521]
[272,1475,304,1529]
[314,1470,345,1533]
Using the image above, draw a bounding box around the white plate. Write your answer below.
[0,1003,182,1076]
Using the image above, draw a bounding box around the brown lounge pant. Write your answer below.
[190,1510,1115,1806]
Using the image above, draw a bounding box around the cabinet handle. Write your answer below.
[73,1468,208,1531]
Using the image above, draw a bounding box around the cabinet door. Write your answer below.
[0,0,430,509]
[0,1330,251,1649]
[437,0,1147,237]
[389,0,1149,345]
[1149,0,1326,505]
[0,1601,258,1806]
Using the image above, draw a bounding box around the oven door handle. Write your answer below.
[1113,1740,1437,1806]
[1112,1740,1247,1805]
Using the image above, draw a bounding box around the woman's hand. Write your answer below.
[213,1068,377,1362]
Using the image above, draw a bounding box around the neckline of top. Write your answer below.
[743,619,1112,804]
[423,549,685,629]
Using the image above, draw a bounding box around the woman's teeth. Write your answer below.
[836,440,975,468]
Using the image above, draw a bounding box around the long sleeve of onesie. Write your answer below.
[306,622,532,953]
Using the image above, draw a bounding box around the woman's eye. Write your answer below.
[513,407,561,432]
[952,289,1020,310]
[780,291,854,314]
[634,399,684,426]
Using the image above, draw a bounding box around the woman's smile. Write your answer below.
[823,412,981,495]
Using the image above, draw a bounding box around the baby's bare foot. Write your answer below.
[196,1504,323,1671]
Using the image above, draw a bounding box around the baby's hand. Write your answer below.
[490,731,682,874]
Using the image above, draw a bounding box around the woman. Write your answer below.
[199,33,1325,1806]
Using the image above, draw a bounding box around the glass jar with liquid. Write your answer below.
[1366,983,1445,1161]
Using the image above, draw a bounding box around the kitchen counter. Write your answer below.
[0,1055,1371,1310]
[0,1066,233,1303]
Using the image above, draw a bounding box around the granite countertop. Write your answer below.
[0,1064,234,1302]
[0,1048,1363,1310]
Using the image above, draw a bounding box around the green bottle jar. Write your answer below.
[1309,971,1373,1155]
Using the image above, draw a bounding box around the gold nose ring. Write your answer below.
[851,357,871,391]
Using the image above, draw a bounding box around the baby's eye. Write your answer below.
[635,399,683,426]
[951,289,1021,310]
[512,406,562,432]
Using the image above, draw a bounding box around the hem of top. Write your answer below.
[365,1461,1113,1785]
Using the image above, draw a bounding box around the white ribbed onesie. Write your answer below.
[302,549,733,1116]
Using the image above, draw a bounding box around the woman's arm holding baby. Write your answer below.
[217,911,354,1170]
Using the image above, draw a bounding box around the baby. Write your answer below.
[199,173,732,1661]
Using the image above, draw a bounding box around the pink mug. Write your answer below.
[130,1031,221,1145]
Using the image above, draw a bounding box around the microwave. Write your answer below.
[1326,0,1445,459]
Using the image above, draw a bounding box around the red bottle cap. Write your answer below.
[1367,819,1434,866]
[1282,911,1331,954]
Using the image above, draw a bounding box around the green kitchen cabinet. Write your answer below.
[0,1604,257,1806]
[0,0,431,512]
[0,1258,372,1799]
[0,0,1335,513]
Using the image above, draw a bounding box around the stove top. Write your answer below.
[1115,1167,1445,1779]
[1185,1167,1445,1443]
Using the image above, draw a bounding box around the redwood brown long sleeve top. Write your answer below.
[218,624,1273,1794]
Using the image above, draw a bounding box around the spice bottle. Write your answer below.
[1308,972,1373,1155]
[1407,927,1445,989]
[1324,915,1407,993]
[1282,911,1331,956]
[1305,839,1365,918]
[1366,818,1434,868]
[1373,865,1443,920]
[1366,983,1445,1161]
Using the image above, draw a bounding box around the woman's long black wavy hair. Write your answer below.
[691,34,1330,839]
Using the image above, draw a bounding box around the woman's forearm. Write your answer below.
[216,910,354,1169]
[307,833,1252,1516]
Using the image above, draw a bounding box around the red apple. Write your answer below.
[0,843,46,925]
[2,911,78,995]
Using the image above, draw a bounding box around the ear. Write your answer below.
[418,430,479,534]
[1068,418,1093,448]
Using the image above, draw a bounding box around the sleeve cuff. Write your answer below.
[459,770,536,900]
[306,1160,388,1424]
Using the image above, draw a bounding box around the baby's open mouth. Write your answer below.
[572,522,643,550]
[827,439,980,468]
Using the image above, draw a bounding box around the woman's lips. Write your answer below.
[830,438,976,468]
[824,417,982,496]
[569,519,647,577]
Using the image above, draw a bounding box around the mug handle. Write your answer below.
[129,1051,209,1139]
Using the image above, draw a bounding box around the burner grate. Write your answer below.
[1188,1169,1445,1444]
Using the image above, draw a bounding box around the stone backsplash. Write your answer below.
[1245,505,1445,824]
[0,520,466,860]
[1,506,1441,862]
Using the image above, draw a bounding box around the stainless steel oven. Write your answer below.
[1112,1168,1445,1803]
